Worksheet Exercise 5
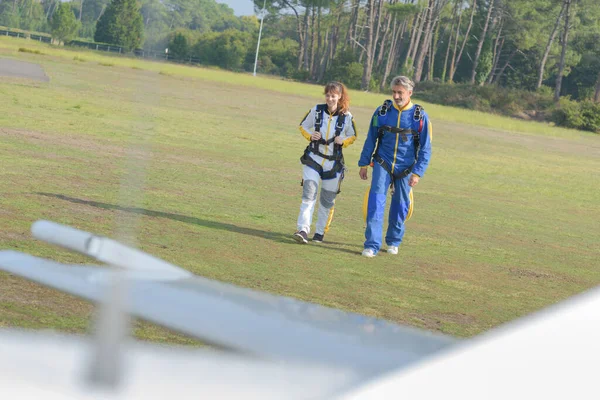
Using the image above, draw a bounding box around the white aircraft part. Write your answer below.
[31,220,192,281]
[337,286,600,399]
[0,329,358,399]
[0,250,455,376]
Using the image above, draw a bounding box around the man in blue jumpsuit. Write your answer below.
[358,76,432,257]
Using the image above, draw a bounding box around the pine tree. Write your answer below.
[94,0,144,51]
[51,3,80,44]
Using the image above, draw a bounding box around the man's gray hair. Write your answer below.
[390,75,415,91]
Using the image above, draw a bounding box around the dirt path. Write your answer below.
[0,57,49,82]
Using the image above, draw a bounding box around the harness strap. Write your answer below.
[301,110,347,180]
[309,111,346,159]
[379,100,393,116]
[314,104,327,133]
[300,149,345,180]
[377,125,418,143]
[371,103,424,194]
[373,154,413,180]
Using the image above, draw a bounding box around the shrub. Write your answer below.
[192,30,252,71]
[18,47,44,55]
[552,98,600,133]
[415,81,555,120]
[168,32,190,61]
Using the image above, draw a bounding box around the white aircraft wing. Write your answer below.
[0,328,360,400]
[0,222,455,377]
[337,284,600,399]
[2,220,600,399]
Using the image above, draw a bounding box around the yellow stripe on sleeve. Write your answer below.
[342,119,358,148]
[299,126,312,141]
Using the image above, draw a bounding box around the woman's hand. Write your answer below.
[334,136,344,145]
[311,132,322,141]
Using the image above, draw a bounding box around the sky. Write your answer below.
[216,0,256,16]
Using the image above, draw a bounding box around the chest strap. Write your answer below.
[371,104,425,193]
[302,111,347,180]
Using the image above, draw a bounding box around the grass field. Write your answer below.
[1,37,599,343]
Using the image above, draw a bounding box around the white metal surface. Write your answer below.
[0,329,358,400]
[337,286,600,399]
[31,220,192,281]
[3,220,599,399]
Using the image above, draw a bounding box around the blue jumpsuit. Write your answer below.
[358,101,432,254]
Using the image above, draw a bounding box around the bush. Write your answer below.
[18,47,44,55]
[192,30,252,70]
[168,32,190,61]
[415,81,555,120]
[323,49,363,88]
[552,98,600,133]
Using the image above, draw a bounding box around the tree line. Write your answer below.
[2,0,599,131]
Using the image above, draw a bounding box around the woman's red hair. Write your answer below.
[324,81,350,114]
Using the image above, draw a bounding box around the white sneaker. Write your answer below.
[361,249,376,258]
[387,246,398,255]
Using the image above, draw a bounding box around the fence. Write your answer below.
[1,28,206,67]
[67,40,204,65]
[0,29,52,44]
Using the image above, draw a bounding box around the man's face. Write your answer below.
[392,85,412,108]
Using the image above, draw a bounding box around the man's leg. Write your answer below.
[364,163,390,253]
[315,172,341,236]
[297,166,321,234]
[385,174,412,248]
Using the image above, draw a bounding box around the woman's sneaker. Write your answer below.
[293,230,308,244]
[312,233,324,243]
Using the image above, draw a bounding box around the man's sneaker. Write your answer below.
[361,249,376,258]
[312,233,324,243]
[293,230,308,244]
[387,246,399,255]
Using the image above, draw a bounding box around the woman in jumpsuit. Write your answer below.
[293,82,357,244]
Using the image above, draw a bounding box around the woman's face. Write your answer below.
[325,90,341,111]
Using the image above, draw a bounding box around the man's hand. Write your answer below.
[409,174,420,187]
[311,132,322,141]
[334,136,344,145]
[359,167,368,180]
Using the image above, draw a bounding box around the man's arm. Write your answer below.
[411,112,432,178]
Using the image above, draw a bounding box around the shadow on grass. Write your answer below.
[36,193,363,255]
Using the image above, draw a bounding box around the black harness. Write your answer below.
[372,103,424,193]
[300,104,347,180]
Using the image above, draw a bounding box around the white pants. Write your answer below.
[296,165,342,235]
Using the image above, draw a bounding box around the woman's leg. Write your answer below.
[297,166,321,234]
[315,172,342,235]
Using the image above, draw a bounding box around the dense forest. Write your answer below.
[2,0,599,131]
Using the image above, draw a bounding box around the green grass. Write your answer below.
[0,36,595,139]
[1,36,599,343]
